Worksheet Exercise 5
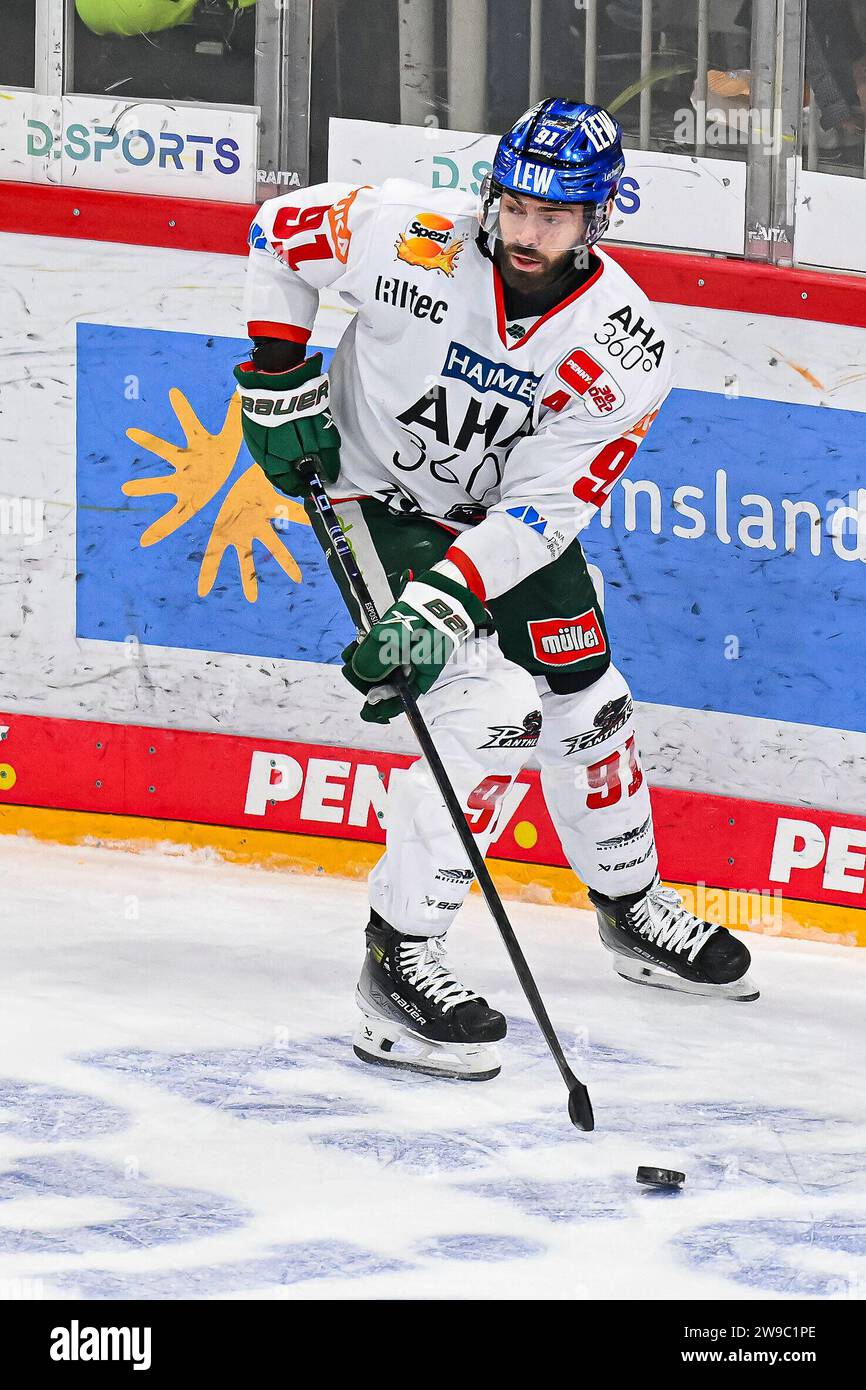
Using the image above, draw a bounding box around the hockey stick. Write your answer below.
[299,458,594,1132]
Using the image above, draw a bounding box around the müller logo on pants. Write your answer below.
[528,612,607,665]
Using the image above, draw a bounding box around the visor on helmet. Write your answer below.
[478,175,615,264]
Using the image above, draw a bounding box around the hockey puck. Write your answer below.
[636,1165,685,1189]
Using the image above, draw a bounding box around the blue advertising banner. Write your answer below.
[76,323,352,664]
[582,388,866,734]
[77,324,866,733]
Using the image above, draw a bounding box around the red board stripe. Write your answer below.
[603,244,866,328]
[0,180,253,256]
[2,179,866,325]
[1,708,866,914]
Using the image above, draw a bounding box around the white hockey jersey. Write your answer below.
[243,179,674,602]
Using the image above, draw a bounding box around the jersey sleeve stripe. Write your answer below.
[247,320,311,345]
[444,545,488,604]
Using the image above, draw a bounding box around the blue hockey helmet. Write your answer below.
[479,98,625,257]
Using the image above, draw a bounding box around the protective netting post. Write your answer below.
[399,0,436,127]
[696,0,709,156]
[639,0,653,149]
[447,0,487,132]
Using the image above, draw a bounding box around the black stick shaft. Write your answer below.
[300,461,593,1131]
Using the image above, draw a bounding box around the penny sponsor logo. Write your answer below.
[770,817,866,894]
[556,349,625,417]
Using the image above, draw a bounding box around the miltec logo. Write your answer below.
[512,159,556,197]
[442,342,541,404]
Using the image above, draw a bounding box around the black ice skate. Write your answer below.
[353,910,507,1079]
[590,877,759,1001]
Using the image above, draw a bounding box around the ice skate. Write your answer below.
[590,877,760,1001]
[353,910,506,1080]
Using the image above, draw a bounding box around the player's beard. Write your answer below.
[496,240,577,292]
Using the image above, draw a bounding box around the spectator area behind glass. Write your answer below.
[309,1,866,184]
[70,0,256,106]
[803,0,866,176]
[2,0,36,89]
[309,0,762,181]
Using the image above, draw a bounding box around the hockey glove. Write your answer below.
[342,569,488,724]
[233,352,341,497]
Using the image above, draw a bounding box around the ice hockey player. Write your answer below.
[235,98,759,1083]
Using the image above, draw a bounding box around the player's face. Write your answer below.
[498,190,587,289]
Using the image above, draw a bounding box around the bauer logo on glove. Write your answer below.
[232,351,341,497]
[237,375,330,426]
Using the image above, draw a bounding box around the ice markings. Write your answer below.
[53,1243,408,1300]
[417,1233,545,1261]
[504,1017,665,1069]
[53,1235,541,1298]
[465,1176,634,1224]
[683,1148,866,1195]
[316,1129,490,1173]
[315,1110,598,1173]
[79,1045,370,1121]
[0,1153,247,1254]
[597,1100,856,1144]
[480,1114,584,1151]
[676,1218,866,1297]
[0,1078,128,1142]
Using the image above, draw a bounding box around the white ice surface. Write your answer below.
[0,836,864,1302]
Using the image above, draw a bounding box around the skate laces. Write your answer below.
[398,937,479,1012]
[630,884,717,962]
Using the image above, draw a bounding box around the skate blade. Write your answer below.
[610,954,760,1002]
[352,1009,501,1081]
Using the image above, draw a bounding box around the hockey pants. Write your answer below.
[369,643,658,936]
[309,496,659,936]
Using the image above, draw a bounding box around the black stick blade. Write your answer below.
[567,1081,594,1132]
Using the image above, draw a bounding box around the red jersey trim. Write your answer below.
[492,254,605,351]
[445,545,488,603]
[247,320,311,344]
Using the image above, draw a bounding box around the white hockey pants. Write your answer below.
[369,638,658,936]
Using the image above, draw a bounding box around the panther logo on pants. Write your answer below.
[480,709,542,749]
[561,695,633,754]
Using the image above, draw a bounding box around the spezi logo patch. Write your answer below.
[395,212,463,275]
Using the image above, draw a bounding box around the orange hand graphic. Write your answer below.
[123,389,242,546]
[122,387,311,603]
[198,464,310,603]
